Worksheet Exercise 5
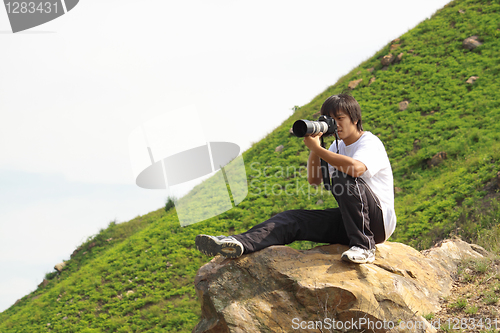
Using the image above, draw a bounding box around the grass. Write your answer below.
[435,243,500,332]
[449,298,468,310]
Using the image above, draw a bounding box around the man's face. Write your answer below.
[331,110,358,141]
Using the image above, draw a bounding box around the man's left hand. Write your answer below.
[303,132,323,152]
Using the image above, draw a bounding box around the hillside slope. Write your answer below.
[1,0,499,331]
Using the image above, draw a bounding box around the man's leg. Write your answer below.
[232,208,349,254]
[196,208,350,257]
[330,170,385,250]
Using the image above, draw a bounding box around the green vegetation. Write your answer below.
[449,298,468,309]
[164,196,177,213]
[1,0,500,331]
[423,312,435,320]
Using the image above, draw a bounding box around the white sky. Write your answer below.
[0,0,451,313]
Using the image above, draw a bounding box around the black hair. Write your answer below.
[320,94,363,132]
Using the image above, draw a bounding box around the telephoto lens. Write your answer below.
[292,120,328,137]
[292,115,337,137]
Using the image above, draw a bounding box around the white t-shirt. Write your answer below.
[328,131,396,240]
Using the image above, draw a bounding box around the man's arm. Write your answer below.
[304,134,367,179]
[312,148,367,178]
[307,150,322,185]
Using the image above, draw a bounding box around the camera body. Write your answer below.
[292,115,338,137]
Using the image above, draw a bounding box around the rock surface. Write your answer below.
[193,239,485,333]
[381,54,395,66]
[348,79,363,90]
[428,151,447,167]
[395,52,404,63]
[398,101,409,111]
[37,279,49,289]
[54,262,66,272]
[466,75,479,84]
[463,36,482,50]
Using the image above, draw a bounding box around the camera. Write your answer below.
[292,115,337,137]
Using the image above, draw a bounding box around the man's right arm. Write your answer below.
[307,150,323,186]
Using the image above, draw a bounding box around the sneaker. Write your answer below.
[341,246,375,264]
[195,234,244,258]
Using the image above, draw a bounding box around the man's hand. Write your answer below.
[305,132,367,178]
[303,132,323,152]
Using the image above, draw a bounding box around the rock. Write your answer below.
[126,290,134,296]
[369,77,376,85]
[394,52,404,63]
[193,239,485,333]
[275,145,284,153]
[399,101,409,111]
[428,152,447,167]
[54,262,66,272]
[390,44,400,51]
[367,67,375,73]
[463,36,482,50]
[466,76,479,84]
[348,78,363,90]
[381,54,395,66]
[315,199,324,205]
[392,38,401,44]
[394,187,403,194]
[70,247,81,258]
[458,9,465,14]
[38,279,49,289]
[413,139,421,151]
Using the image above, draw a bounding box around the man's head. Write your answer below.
[320,94,363,132]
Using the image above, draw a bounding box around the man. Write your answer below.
[195,94,396,264]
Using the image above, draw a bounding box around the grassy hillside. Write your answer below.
[1,0,499,331]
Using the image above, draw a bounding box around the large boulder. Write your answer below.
[193,239,485,333]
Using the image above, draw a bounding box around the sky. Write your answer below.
[0,0,451,313]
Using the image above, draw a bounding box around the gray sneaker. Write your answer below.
[195,234,244,258]
[341,246,375,264]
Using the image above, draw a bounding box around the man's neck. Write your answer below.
[344,131,364,146]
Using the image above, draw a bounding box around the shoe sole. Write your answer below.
[195,235,243,258]
[341,253,375,264]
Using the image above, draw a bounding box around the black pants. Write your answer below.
[232,171,385,254]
